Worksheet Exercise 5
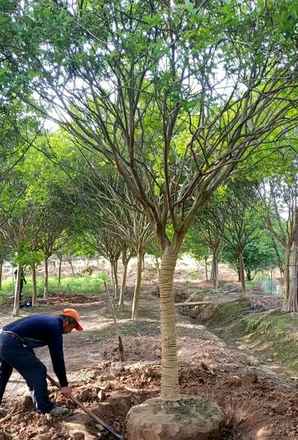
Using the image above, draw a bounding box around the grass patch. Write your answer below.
[240,311,298,372]
[207,299,251,326]
[204,300,298,375]
[0,273,109,300]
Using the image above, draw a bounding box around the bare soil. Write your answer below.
[0,267,297,439]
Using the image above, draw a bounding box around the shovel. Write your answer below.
[47,374,123,440]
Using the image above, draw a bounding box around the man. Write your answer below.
[0,308,83,416]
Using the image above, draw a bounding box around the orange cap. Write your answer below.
[63,308,83,331]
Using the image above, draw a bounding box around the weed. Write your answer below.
[0,273,109,298]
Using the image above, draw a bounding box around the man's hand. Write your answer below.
[60,386,72,397]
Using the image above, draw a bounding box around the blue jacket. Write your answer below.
[3,314,68,387]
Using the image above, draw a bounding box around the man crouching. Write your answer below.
[0,308,83,416]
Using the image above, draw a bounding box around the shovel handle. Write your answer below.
[47,374,123,440]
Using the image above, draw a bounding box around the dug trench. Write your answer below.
[0,284,297,439]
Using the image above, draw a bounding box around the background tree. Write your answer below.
[221,182,260,295]
[190,195,227,288]
[287,207,298,311]
[258,169,298,300]
[0,239,10,290]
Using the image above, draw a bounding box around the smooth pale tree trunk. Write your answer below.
[12,263,22,316]
[44,257,49,299]
[110,261,115,296]
[210,244,220,288]
[68,258,75,276]
[0,259,3,290]
[119,259,129,310]
[159,245,179,400]
[104,281,125,361]
[283,246,291,300]
[131,247,144,321]
[204,256,208,281]
[118,248,130,310]
[287,208,298,312]
[110,260,119,299]
[118,263,128,310]
[239,251,246,295]
[57,256,62,286]
[31,263,37,306]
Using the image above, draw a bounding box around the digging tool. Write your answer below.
[47,374,123,440]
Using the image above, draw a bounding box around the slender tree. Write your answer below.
[222,182,260,295]
[287,208,298,312]
[258,170,298,299]
[190,197,226,288]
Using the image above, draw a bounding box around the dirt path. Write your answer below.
[1,287,251,398]
[1,284,297,439]
[0,287,293,397]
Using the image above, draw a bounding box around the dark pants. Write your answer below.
[0,333,54,413]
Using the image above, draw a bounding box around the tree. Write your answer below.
[287,207,298,312]
[0,126,81,307]
[183,228,210,281]
[258,169,298,300]
[0,239,9,290]
[118,244,134,311]
[76,168,154,315]
[0,199,40,315]
[221,182,261,295]
[94,179,154,320]
[4,0,298,408]
[187,195,226,288]
[243,236,281,281]
[223,225,280,281]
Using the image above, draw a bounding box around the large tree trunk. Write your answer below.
[246,268,252,282]
[131,247,144,321]
[159,245,179,400]
[44,257,49,299]
[57,255,62,286]
[239,251,246,295]
[287,208,298,312]
[0,259,3,290]
[31,263,37,306]
[12,263,22,316]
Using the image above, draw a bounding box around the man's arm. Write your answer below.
[48,333,68,387]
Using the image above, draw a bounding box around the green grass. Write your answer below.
[0,273,109,300]
[204,300,298,375]
[207,299,251,326]
[239,312,298,372]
